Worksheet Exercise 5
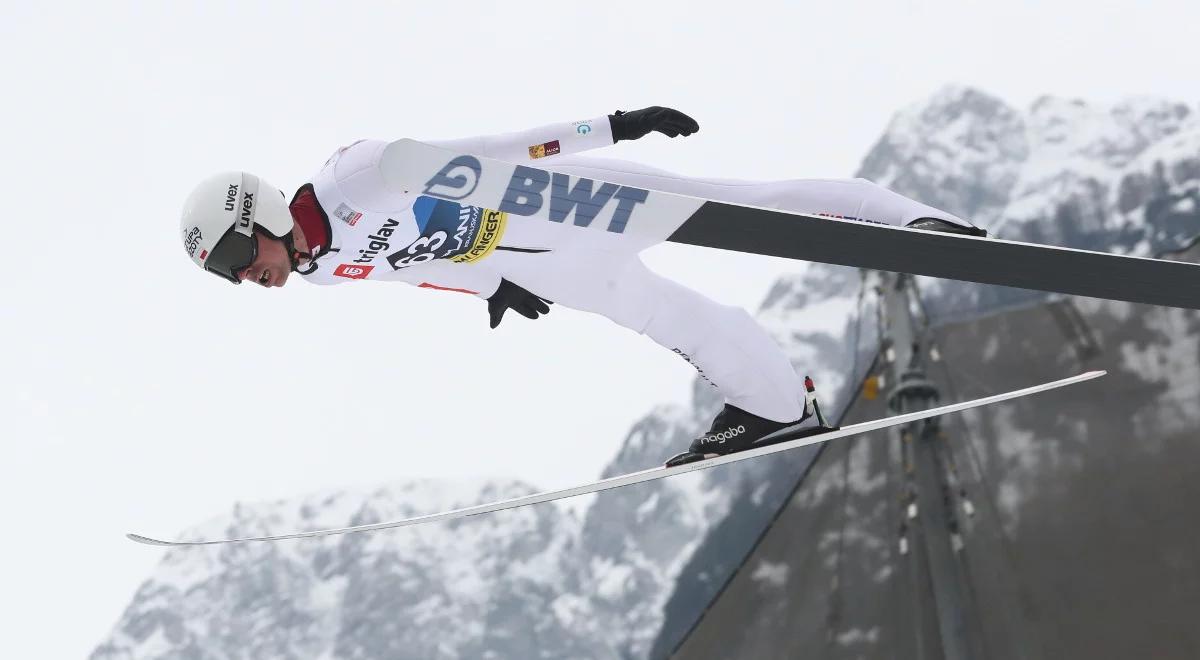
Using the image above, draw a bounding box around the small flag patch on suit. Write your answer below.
[333,203,362,227]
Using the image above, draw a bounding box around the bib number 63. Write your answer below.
[388,231,448,269]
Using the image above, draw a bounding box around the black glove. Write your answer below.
[609,106,700,142]
[487,279,553,329]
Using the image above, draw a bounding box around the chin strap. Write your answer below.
[289,249,314,272]
[280,232,318,274]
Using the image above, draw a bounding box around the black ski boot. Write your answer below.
[905,217,988,237]
[665,376,836,467]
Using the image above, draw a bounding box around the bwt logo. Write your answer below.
[423,156,649,234]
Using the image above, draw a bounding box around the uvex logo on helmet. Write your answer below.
[237,191,255,230]
[223,184,239,212]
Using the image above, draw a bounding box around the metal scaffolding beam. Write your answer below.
[879,272,981,660]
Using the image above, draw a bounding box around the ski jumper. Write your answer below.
[296,117,976,423]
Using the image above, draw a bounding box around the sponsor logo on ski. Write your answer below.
[183,227,203,257]
[353,218,399,264]
[423,155,482,200]
[528,140,561,159]
[422,156,651,233]
[334,264,373,279]
[573,120,593,135]
[450,208,506,264]
[498,167,649,233]
[816,211,887,226]
[701,425,746,445]
[333,203,362,227]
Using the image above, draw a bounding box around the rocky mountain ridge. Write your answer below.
[861,85,1198,317]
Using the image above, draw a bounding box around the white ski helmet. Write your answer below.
[180,172,294,284]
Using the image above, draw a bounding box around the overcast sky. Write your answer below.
[2,1,1198,657]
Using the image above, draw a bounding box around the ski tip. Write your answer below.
[126,533,174,547]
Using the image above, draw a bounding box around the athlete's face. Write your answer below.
[237,231,292,288]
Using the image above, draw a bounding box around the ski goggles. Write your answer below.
[203,173,264,285]
[204,225,257,284]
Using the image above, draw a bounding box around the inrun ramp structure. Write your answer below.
[657,285,1200,660]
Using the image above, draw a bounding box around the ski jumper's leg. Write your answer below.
[487,246,806,422]
[541,155,978,230]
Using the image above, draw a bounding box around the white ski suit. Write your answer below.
[299,116,975,423]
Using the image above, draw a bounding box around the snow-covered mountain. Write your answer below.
[92,480,602,659]
[92,259,869,660]
[861,85,1199,317]
[94,85,1200,660]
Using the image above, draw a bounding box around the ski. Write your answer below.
[127,370,1104,547]
[380,139,1200,310]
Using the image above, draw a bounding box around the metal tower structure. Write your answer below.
[878,271,984,660]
